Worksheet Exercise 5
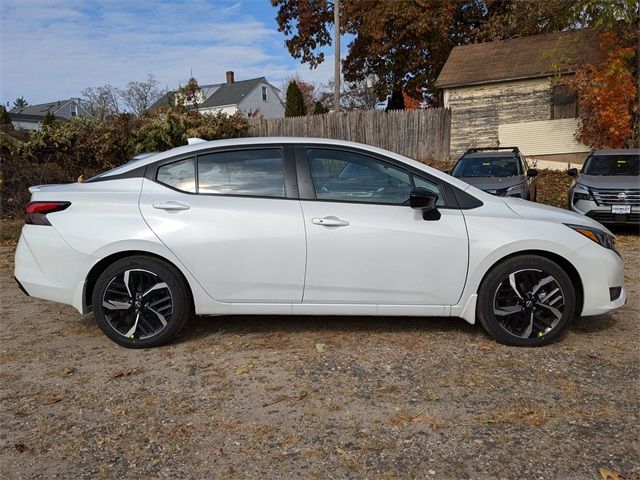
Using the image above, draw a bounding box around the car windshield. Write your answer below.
[582,154,640,176]
[451,156,520,178]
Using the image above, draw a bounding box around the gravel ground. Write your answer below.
[0,237,638,479]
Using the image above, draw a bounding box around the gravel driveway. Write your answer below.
[1,237,638,479]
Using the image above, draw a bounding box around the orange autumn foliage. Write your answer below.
[571,32,637,149]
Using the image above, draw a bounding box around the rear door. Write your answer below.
[296,146,469,305]
[139,147,306,303]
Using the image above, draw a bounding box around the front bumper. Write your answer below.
[573,240,626,316]
[569,197,639,225]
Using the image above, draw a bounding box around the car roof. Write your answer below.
[97,136,475,192]
[591,149,640,155]
[460,151,518,159]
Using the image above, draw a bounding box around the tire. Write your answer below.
[477,255,576,347]
[91,256,191,348]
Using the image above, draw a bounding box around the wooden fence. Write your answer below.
[247,108,451,161]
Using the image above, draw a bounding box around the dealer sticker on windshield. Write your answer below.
[611,205,631,214]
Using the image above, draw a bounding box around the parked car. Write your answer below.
[568,149,640,226]
[450,147,538,200]
[15,138,625,348]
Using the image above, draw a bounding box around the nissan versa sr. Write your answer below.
[14,138,625,348]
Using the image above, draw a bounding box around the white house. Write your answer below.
[152,71,284,119]
[435,29,601,167]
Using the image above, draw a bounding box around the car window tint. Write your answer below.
[413,176,445,206]
[197,149,285,197]
[307,149,412,204]
[452,157,520,177]
[583,154,640,176]
[157,158,196,192]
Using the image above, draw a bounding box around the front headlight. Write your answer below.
[572,183,592,202]
[565,224,615,250]
[506,182,526,196]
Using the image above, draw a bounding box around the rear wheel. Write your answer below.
[91,256,191,348]
[477,255,576,346]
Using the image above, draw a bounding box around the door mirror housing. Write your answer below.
[567,168,578,177]
[410,188,440,220]
[527,168,539,177]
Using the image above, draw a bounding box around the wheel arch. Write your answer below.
[84,250,194,312]
[477,249,584,317]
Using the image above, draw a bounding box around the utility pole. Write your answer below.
[333,0,340,112]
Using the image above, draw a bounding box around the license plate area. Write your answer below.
[611,205,631,214]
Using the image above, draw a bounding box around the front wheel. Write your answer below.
[477,255,576,346]
[92,256,191,348]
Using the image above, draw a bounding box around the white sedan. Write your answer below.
[14,138,625,348]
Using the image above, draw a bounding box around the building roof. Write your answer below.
[10,99,76,116]
[151,77,271,111]
[434,29,601,89]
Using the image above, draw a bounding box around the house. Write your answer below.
[435,29,601,167]
[10,98,91,130]
[152,71,284,118]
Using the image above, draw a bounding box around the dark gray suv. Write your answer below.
[451,147,538,200]
[568,149,640,226]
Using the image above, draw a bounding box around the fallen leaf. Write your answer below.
[335,445,348,456]
[62,367,76,376]
[600,468,624,480]
[14,443,27,453]
[235,364,253,375]
[315,343,325,353]
[110,368,141,380]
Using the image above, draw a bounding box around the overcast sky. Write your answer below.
[0,0,337,106]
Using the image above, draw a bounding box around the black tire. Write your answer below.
[477,255,576,347]
[91,256,191,348]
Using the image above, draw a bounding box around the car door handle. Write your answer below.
[152,201,191,211]
[311,216,350,227]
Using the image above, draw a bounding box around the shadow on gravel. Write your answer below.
[180,314,479,342]
[570,313,616,334]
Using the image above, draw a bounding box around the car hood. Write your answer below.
[576,175,640,189]
[499,196,612,234]
[456,176,524,191]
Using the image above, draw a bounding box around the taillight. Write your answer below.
[25,201,71,225]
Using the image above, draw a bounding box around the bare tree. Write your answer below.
[119,74,163,115]
[317,78,379,111]
[81,85,121,120]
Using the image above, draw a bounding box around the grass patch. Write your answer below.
[0,219,23,245]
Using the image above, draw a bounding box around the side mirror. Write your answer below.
[567,168,578,177]
[527,168,539,177]
[410,188,440,220]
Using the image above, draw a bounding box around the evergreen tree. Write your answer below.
[0,106,14,129]
[12,97,29,109]
[285,81,306,117]
[385,90,405,111]
[42,111,57,126]
[313,101,329,115]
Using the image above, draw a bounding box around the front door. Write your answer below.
[299,147,468,305]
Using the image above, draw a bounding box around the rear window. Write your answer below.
[451,156,520,178]
[582,154,639,176]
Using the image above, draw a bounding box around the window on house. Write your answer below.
[551,84,578,119]
[262,86,268,102]
[70,105,78,117]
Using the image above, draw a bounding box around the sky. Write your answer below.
[0,0,339,106]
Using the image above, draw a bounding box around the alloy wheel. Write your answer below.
[101,269,173,340]
[492,268,565,339]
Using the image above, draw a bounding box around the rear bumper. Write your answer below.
[14,226,92,314]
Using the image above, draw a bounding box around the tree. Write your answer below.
[0,106,14,130]
[271,0,585,105]
[313,101,329,114]
[12,97,28,109]
[42,111,57,126]
[119,74,163,116]
[285,81,306,117]
[176,77,202,110]
[570,31,637,149]
[81,84,121,120]
[385,90,404,111]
